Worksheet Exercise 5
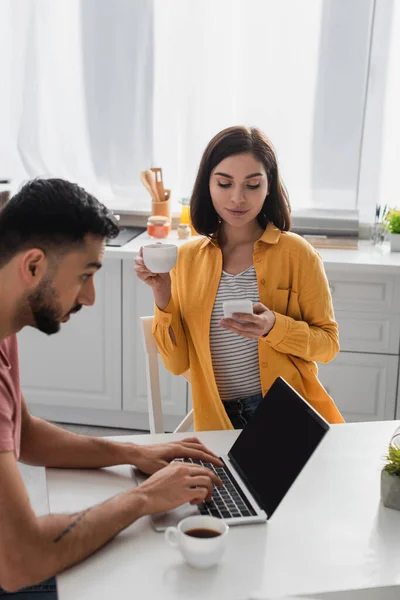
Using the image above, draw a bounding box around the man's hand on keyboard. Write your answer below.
[130,437,223,475]
[135,461,223,514]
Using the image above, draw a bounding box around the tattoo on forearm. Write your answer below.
[53,508,93,543]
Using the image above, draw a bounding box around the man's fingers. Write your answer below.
[177,439,221,458]
[178,447,223,467]
[187,475,214,497]
[178,436,202,445]
[183,464,222,487]
[180,443,221,460]
[188,487,209,505]
[171,437,221,460]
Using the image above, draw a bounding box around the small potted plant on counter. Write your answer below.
[381,441,400,510]
[383,209,400,252]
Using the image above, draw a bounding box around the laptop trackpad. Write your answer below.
[132,467,200,532]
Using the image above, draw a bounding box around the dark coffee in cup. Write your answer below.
[185,528,221,539]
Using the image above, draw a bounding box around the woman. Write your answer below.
[135,126,344,430]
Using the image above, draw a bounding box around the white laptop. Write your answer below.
[132,376,330,531]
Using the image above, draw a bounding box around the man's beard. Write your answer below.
[27,277,81,335]
[27,277,63,335]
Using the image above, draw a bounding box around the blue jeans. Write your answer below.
[222,392,263,429]
[0,578,57,599]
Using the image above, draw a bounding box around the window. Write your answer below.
[358,0,400,222]
[153,0,374,213]
[1,0,397,222]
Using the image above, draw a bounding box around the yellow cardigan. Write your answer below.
[153,223,344,430]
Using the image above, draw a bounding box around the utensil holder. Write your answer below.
[152,191,171,219]
[370,222,386,245]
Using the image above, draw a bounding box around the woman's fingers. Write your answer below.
[219,318,264,339]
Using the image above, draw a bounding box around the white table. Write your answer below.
[46,423,400,600]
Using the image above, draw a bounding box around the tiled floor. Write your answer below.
[19,422,144,516]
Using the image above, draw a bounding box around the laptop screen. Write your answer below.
[228,376,330,519]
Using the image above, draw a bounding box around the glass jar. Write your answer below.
[177,223,192,240]
[147,215,171,239]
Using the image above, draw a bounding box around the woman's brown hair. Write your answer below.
[190,126,291,237]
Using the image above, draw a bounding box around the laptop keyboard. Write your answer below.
[175,458,256,519]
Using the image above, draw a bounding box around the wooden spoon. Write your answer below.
[140,170,160,203]
[151,167,166,202]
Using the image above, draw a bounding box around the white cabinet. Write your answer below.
[121,261,188,431]
[324,268,400,423]
[335,312,400,354]
[327,272,397,313]
[19,258,122,418]
[318,353,398,422]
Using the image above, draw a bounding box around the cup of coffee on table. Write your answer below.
[165,515,229,568]
[142,243,177,273]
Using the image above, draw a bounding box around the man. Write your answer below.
[0,179,221,596]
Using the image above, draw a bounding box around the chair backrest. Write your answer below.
[140,316,192,434]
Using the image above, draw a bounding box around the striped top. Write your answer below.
[210,266,262,402]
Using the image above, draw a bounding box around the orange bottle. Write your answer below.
[180,198,196,235]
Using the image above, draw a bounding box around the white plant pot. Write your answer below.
[390,233,400,252]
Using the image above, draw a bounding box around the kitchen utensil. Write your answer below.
[140,170,160,203]
[151,168,166,202]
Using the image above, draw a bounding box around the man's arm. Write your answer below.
[19,395,222,472]
[0,450,219,592]
[19,395,129,469]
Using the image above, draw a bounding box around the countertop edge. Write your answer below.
[105,233,400,273]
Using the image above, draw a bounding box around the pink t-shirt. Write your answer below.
[0,335,21,458]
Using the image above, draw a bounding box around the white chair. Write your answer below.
[140,316,194,434]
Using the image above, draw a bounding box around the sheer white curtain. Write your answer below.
[0,0,153,209]
[378,0,400,211]
[1,0,376,213]
[153,0,374,211]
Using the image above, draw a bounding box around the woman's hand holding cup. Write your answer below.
[134,244,177,310]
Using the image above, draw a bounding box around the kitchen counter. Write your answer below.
[105,230,192,259]
[105,232,400,273]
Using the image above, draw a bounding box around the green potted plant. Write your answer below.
[381,444,400,510]
[383,209,400,252]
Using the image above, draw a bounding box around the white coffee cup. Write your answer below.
[142,243,177,274]
[165,515,229,569]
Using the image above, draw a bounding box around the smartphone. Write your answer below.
[222,300,254,322]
